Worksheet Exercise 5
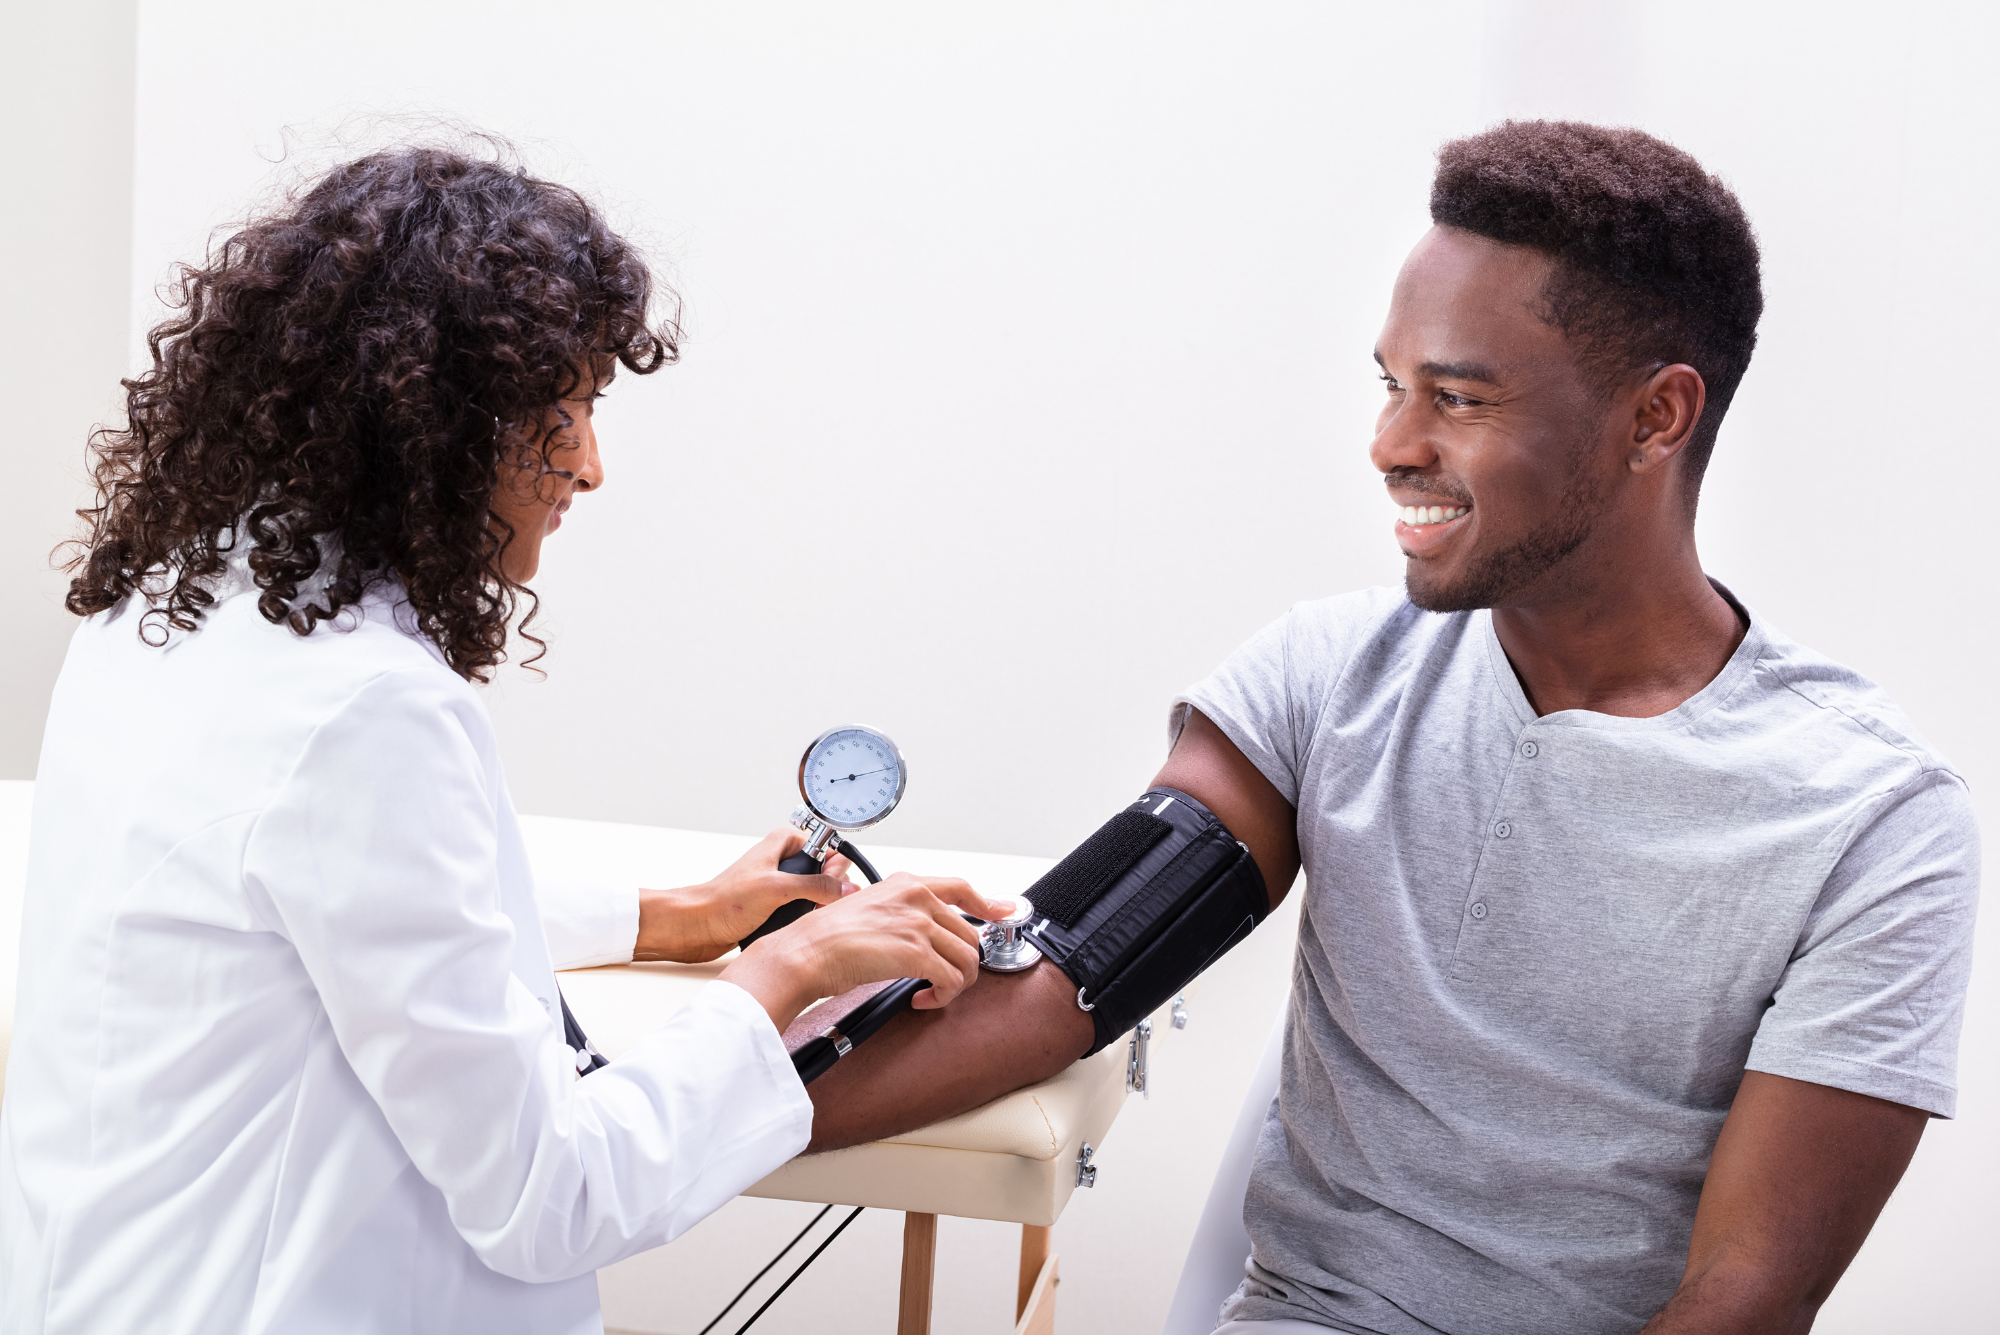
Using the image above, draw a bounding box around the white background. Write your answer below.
[3,1,1996,1331]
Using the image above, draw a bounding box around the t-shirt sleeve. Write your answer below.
[1175,611,1304,805]
[1173,589,1399,807]
[1745,766,1981,1117]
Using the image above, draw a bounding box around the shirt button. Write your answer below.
[1470,901,1488,920]
[1494,821,1513,839]
[1520,740,1539,759]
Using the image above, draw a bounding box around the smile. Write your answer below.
[1397,504,1468,527]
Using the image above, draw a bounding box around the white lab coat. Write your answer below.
[0,582,813,1334]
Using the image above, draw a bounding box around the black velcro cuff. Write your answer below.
[1032,810,1173,928]
[1025,787,1269,1056]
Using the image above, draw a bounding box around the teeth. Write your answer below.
[1399,505,1468,526]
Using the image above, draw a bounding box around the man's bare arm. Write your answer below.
[1155,709,1303,904]
[796,709,1300,1151]
[1639,1071,1927,1334]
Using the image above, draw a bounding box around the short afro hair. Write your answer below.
[1430,120,1762,501]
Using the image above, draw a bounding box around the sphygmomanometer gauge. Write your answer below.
[799,725,906,831]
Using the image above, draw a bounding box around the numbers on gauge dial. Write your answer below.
[804,729,901,827]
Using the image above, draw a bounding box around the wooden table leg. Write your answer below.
[897,1211,938,1335]
[1017,1224,1052,1321]
[1014,1252,1059,1335]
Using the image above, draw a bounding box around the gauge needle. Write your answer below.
[829,767,893,784]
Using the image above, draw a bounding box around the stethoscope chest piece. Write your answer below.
[979,897,1044,973]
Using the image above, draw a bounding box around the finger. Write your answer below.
[912,950,974,1009]
[911,969,962,1008]
[772,826,810,858]
[913,892,983,948]
[916,877,1013,923]
[920,920,981,992]
[893,925,970,1009]
[933,903,982,949]
[821,851,856,883]
[783,872,852,907]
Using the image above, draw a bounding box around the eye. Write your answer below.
[1379,372,1402,392]
[1439,389,1475,408]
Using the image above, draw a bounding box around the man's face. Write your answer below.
[1370,226,1622,612]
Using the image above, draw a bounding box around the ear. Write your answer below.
[1627,364,1707,476]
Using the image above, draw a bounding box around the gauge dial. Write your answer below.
[799,726,906,830]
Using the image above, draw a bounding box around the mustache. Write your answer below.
[1382,471,1473,507]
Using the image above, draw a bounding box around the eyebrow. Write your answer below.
[1373,350,1503,386]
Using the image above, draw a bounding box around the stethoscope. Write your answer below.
[563,726,1044,1335]
[756,726,1039,1083]
[564,726,1040,1084]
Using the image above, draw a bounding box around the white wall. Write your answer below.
[6,1,1992,1331]
[0,0,135,779]
[125,0,1480,858]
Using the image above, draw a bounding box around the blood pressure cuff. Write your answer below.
[1024,787,1269,1056]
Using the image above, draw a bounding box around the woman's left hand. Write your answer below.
[633,827,858,963]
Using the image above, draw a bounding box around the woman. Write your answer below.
[0,146,1004,1335]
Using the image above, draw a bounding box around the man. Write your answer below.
[794,121,1980,1334]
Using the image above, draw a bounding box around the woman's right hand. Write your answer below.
[719,872,1012,1035]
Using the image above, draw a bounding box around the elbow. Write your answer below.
[459,1196,641,1286]
[1651,1255,1825,1335]
[467,1231,600,1287]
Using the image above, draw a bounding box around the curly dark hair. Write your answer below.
[1430,120,1762,500]
[65,143,677,679]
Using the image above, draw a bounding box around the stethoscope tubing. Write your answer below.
[785,837,925,1085]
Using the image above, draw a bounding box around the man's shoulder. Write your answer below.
[1286,584,1412,627]
[1282,585,1443,648]
[1747,620,1957,771]
[1739,613,1965,794]
[1275,585,1473,680]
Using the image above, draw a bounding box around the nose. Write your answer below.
[573,419,605,493]
[1367,390,1439,477]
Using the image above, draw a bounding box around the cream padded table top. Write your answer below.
[526,813,1136,1228]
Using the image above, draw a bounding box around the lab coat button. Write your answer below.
[1520,740,1539,759]
[1471,901,1488,920]
[1494,821,1513,839]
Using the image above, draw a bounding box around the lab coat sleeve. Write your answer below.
[536,870,641,970]
[242,668,813,1283]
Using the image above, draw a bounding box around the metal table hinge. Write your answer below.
[1171,993,1189,1030]
[1126,1018,1152,1098]
[1075,1141,1098,1189]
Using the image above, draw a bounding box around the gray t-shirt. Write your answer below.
[1180,585,1979,1335]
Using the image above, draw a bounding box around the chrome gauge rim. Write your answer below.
[796,724,907,830]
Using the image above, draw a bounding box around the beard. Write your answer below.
[1405,459,1608,613]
